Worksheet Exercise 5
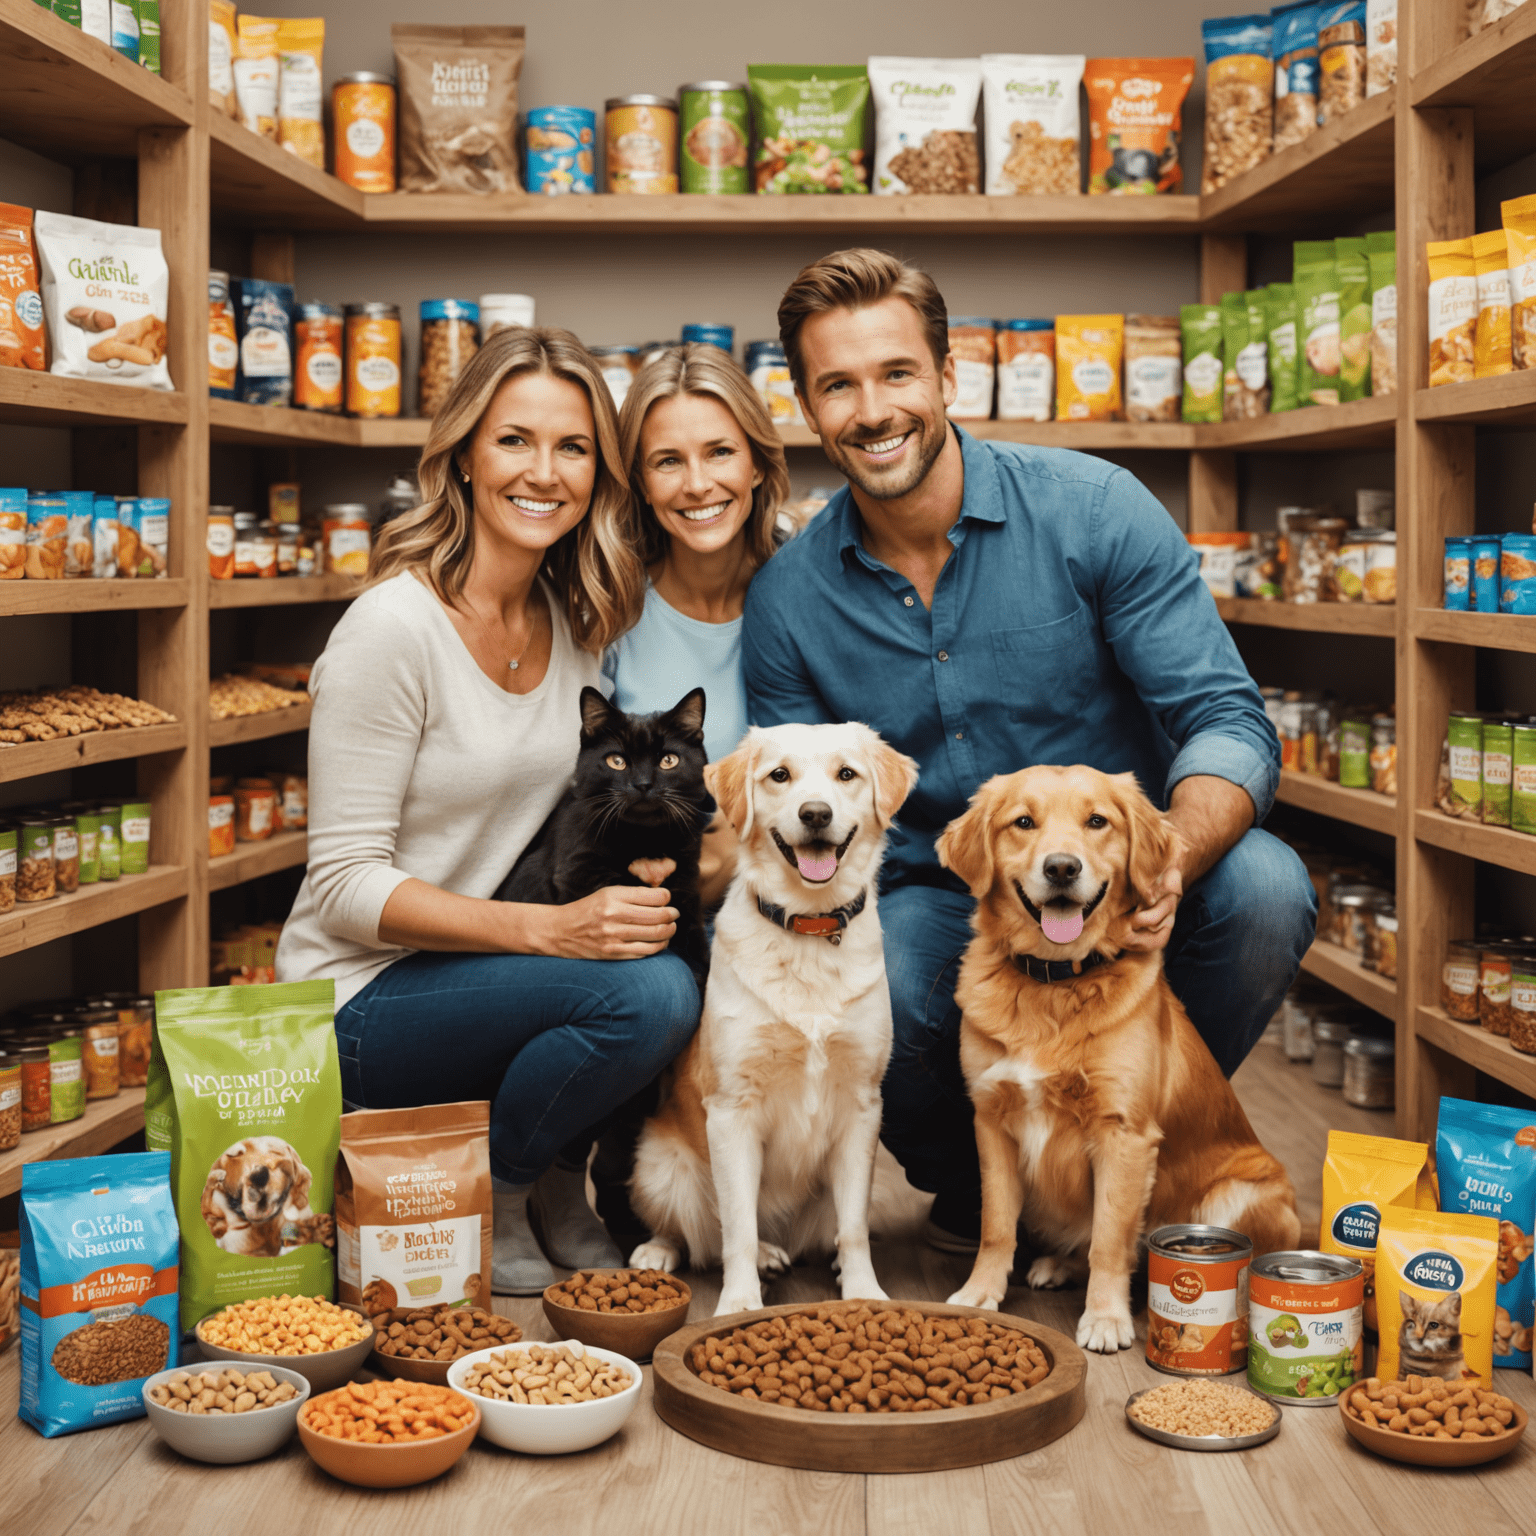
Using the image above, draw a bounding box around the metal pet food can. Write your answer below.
[1146,1223,1253,1376]
[345,302,402,418]
[1501,533,1536,614]
[333,73,396,193]
[526,105,596,195]
[295,302,344,413]
[480,294,536,336]
[745,339,804,426]
[1473,535,1502,613]
[1247,1251,1364,1405]
[606,95,678,194]
[679,82,749,194]
[681,322,734,354]
[1443,535,1471,609]
[208,268,238,398]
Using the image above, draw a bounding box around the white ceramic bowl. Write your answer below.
[193,1307,375,1393]
[142,1362,311,1464]
[447,1340,642,1455]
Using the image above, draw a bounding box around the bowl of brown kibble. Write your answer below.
[194,1295,375,1392]
[1125,1377,1281,1451]
[542,1268,691,1361]
[142,1364,310,1463]
[1340,1375,1528,1466]
[368,1303,524,1385]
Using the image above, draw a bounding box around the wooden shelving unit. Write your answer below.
[1213,598,1396,636]
[0,865,189,960]
[209,574,359,608]
[0,578,190,618]
[1300,938,1398,1022]
[0,722,187,785]
[0,1087,148,1198]
[1276,771,1397,836]
[209,701,312,748]
[208,829,308,893]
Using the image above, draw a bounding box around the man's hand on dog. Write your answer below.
[1123,863,1183,952]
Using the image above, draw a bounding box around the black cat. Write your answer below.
[497,686,710,978]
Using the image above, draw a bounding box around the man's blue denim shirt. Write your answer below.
[742,427,1280,893]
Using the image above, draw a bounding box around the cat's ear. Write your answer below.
[705,735,757,838]
[1446,1291,1462,1323]
[579,686,618,739]
[861,727,919,828]
[1399,1291,1418,1321]
[667,687,706,742]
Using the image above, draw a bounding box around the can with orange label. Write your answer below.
[322,503,371,576]
[1247,1251,1363,1404]
[294,302,344,412]
[333,73,396,193]
[1146,1223,1253,1376]
[209,269,238,398]
[345,302,402,417]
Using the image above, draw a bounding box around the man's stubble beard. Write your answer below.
[823,412,949,502]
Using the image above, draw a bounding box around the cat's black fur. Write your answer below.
[496,686,710,979]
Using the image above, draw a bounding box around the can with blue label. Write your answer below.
[745,339,804,427]
[682,323,734,355]
[1444,536,1471,610]
[1501,533,1536,615]
[1473,536,1502,613]
[526,106,597,196]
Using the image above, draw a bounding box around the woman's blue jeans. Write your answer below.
[334,950,701,1185]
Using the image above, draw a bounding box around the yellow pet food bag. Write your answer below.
[1376,1206,1499,1386]
[276,18,326,169]
[1473,229,1512,379]
[1319,1130,1434,1332]
[1502,193,1536,370]
[1426,237,1477,388]
[1055,314,1124,421]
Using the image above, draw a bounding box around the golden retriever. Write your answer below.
[937,765,1300,1352]
[630,722,919,1317]
[201,1136,335,1258]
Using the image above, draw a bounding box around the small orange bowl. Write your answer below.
[297,1387,480,1488]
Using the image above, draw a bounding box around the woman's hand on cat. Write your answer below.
[536,884,680,960]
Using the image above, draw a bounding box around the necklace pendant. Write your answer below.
[508,659,519,671]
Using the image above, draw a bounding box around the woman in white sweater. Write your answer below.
[276,328,701,1294]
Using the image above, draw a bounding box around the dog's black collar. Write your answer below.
[1012,949,1118,984]
[757,888,867,945]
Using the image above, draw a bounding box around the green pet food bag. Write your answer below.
[1335,234,1371,401]
[1295,239,1342,406]
[1181,302,1224,422]
[1265,281,1299,413]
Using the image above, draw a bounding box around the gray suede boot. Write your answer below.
[529,1162,624,1270]
[492,1177,558,1295]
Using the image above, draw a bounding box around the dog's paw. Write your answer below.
[1075,1306,1136,1354]
[947,1284,1002,1311]
[629,1239,681,1273]
[1026,1255,1082,1290]
[716,1284,764,1317]
[756,1241,792,1278]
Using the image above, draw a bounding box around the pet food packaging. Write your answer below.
[336,1101,493,1317]
[1436,1097,1536,1369]
[1317,0,1367,123]
[1482,719,1514,827]
[34,212,172,391]
[1444,535,1471,608]
[26,492,67,581]
[527,104,598,196]
[1294,239,1342,405]
[19,1151,179,1437]
[1220,293,1269,420]
[234,277,293,407]
[1265,281,1300,412]
[62,489,93,578]
[208,0,239,118]
[1473,229,1514,378]
[234,14,279,139]
[208,268,237,398]
[1319,1129,1436,1331]
[135,0,160,75]
[111,0,138,61]
[1247,1251,1364,1404]
[119,798,150,873]
[131,497,168,579]
[1474,538,1502,613]
[1368,229,1397,396]
[980,55,1083,195]
[345,303,401,418]
[1335,235,1372,400]
[1200,13,1273,193]
[1273,1,1320,151]
[1502,533,1536,614]
[749,65,870,194]
[419,299,479,419]
[1505,195,1536,370]
[145,980,342,1334]
[1145,1224,1253,1376]
[1427,237,1478,387]
[393,24,524,195]
[869,57,982,195]
[745,339,805,426]
[333,74,397,193]
[947,318,995,420]
[0,485,24,581]
[1180,303,1224,422]
[0,202,46,372]
[1366,0,1396,93]
[1375,1206,1500,1387]
[1125,314,1182,422]
[995,320,1054,421]
[294,301,343,413]
[605,96,678,195]
[1084,57,1194,194]
[276,17,325,169]
[1055,314,1123,420]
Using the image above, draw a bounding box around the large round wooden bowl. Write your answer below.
[1339,1396,1528,1467]
[652,1299,1087,1474]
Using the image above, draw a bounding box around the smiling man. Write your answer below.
[742,248,1316,1252]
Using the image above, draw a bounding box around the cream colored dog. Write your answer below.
[630,722,918,1317]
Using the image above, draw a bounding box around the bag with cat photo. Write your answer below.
[1436,1096,1536,1370]
[1376,1206,1500,1386]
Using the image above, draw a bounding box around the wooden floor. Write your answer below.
[5,1042,1533,1535]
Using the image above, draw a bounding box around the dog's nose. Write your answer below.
[799,800,833,832]
[1043,853,1082,888]
[249,1167,269,1189]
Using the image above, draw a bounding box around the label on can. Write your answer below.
[527,105,597,195]
[334,79,396,193]
[680,87,750,194]
[1247,1257,1364,1402]
[607,102,679,194]
[1146,1232,1252,1375]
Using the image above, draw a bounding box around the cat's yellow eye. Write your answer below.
[605,753,626,770]
[660,753,680,770]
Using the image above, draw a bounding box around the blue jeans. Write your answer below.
[879,827,1318,1229]
[335,950,701,1185]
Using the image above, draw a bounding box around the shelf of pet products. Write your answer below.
[0,577,190,617]
[1415,368,1536,427]
[207,395,432,449]
[1299,936,1399,1021]
[207,699,312,749]
[0,368,188,430]
[1213,597,1396,635]
[207,573,360,609]
[0,0,192,162]
[1414,609,1536,651]
[207,828,308,893]
[1414,807,1536,878]
[1415,1005,1536,1102]
[0,721,187,785]
[1275,768,1398,835]
[0,1086,148,1199]
[0,863,188,960]
[1411,0,1536,168]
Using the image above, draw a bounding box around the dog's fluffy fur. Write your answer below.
[937,765,1300,1352]
[630,722,919,1317]
[200,1136,335,1257]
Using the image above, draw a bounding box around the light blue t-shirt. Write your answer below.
[602,583,746,763]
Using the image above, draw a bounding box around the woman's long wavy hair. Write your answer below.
[618,343,790,571]
[368,326,646,654]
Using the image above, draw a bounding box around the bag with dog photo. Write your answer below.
[146,980,341,1334]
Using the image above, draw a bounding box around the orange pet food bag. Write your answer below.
[1085,58,1196,195]
[0,203,46,371]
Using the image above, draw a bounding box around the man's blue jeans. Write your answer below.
[878,827,1318,1232]
[335,950,701,1185]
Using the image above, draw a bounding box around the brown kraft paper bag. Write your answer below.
[335,1100,493,1320]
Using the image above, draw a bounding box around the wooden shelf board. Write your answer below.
[0,577,189,617]
[209,700,311,748]
[1412,3,1536,169]
[0,721,186,785]
[1214,597,1396,635]
[1276,770,1397,835]
[1415,370,1536,427]
[1197,395,1396,453]
[1300,937,1398,1021]
[209,112,365,230]
[1414,806,1536,877]
[0,0,192,161]
[208,830,307,892]
[0,370,187,429]
[1416,1006,1536,1102]
[209,574,360,608]
[209,397,431,449]
[1414,608,1536,652]
[1202,88,1396,233]
[0,1087,147,1199]
[0,864,187,959]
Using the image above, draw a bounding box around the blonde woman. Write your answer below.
[275,328,701,1294]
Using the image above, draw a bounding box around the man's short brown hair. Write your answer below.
[777,248,950,392]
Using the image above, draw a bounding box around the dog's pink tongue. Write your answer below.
[1041,907,1085,944]
[796,848,838,882]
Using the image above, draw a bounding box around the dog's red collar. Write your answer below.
[756,888,867,944]
[1012,950,1117,983]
